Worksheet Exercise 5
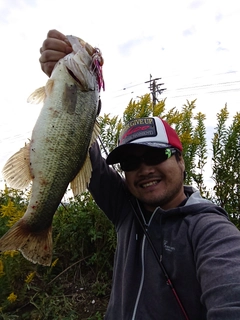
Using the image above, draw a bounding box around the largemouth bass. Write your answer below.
[0,35,104,266]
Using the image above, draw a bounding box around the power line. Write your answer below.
[108,78,240,101]
[105,69,239,98]
[145,74,166,106]
[174,80,240,92]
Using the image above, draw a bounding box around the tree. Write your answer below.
[212,105,240,227]
[123,94,154,123]
[192,112,208,195]
[98,113,123,156]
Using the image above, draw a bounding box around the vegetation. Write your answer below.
[0,188,115,319]
[0,95,240,318]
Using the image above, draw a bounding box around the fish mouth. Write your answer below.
[64,35,104,92]
[67,67,92,92]
[67,68,82,85]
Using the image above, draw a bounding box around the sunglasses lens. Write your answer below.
[144,149,167,166]
[120,157,141,171]
[120,148,176,172]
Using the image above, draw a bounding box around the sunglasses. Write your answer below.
[120,148,177,172]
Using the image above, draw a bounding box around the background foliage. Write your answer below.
[0,189,115,319]
[0,95,240,319]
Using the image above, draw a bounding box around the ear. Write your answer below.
[178,155,185,173]
[177,156,186,181]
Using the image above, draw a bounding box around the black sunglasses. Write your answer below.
[120,148,177,172]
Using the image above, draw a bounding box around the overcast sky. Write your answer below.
[0,0,240,188]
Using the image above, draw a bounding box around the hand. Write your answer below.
[39,29,73,77]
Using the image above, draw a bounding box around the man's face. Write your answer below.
[124,147,186,211]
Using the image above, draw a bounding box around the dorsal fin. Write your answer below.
[71,152,92,196]
[70,121,100,196]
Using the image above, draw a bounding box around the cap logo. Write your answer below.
[119,118,157,145]
[165,148,172,158]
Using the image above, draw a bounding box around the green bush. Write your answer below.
[0,187,116,319]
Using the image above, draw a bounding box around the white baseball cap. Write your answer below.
[106,117,183,165]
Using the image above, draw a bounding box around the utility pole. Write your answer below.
[145,74,166,107]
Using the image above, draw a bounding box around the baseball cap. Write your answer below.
[106,117,182,165]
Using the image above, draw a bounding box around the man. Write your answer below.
[40,30,240,320]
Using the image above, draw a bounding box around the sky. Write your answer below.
[0,0,240,189]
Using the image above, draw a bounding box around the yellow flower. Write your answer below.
[7,292,17,303]
[3,250,19,258]
[51,258,59,267]
[0,259,4,277]
[7,208,25,227]
[0,199,16,218]
[25,271,35,284]
[0,196,25,226]
[3,185,10,196]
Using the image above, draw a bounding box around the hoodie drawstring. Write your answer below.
[128,198,190,320]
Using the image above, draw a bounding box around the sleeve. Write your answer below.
[191,212,240,319]
[88,142,129,225]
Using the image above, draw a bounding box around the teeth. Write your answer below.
[142,181,158,188]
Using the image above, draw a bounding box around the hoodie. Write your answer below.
[89,142,240,320]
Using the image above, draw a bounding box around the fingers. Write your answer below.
[47,29,69,43]
[41,29,71,51]
[39,29,72,77]
[39,60,60,78]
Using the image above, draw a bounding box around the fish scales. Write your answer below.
[27,68,98,230]
[0,35,104,265]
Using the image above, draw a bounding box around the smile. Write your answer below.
[141,180,160,188]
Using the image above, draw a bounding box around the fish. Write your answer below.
[0,35,104,266]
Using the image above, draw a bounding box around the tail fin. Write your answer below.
[0,220,52,266]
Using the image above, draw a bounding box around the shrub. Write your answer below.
[0,187,116,319]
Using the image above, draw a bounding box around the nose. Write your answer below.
[136,162,156,175]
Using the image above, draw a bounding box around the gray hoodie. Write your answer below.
[89,143,240,320]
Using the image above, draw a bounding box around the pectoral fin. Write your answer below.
[27,79,54,104]
[2,143,32,189]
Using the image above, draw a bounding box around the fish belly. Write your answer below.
[27,79,99,230]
